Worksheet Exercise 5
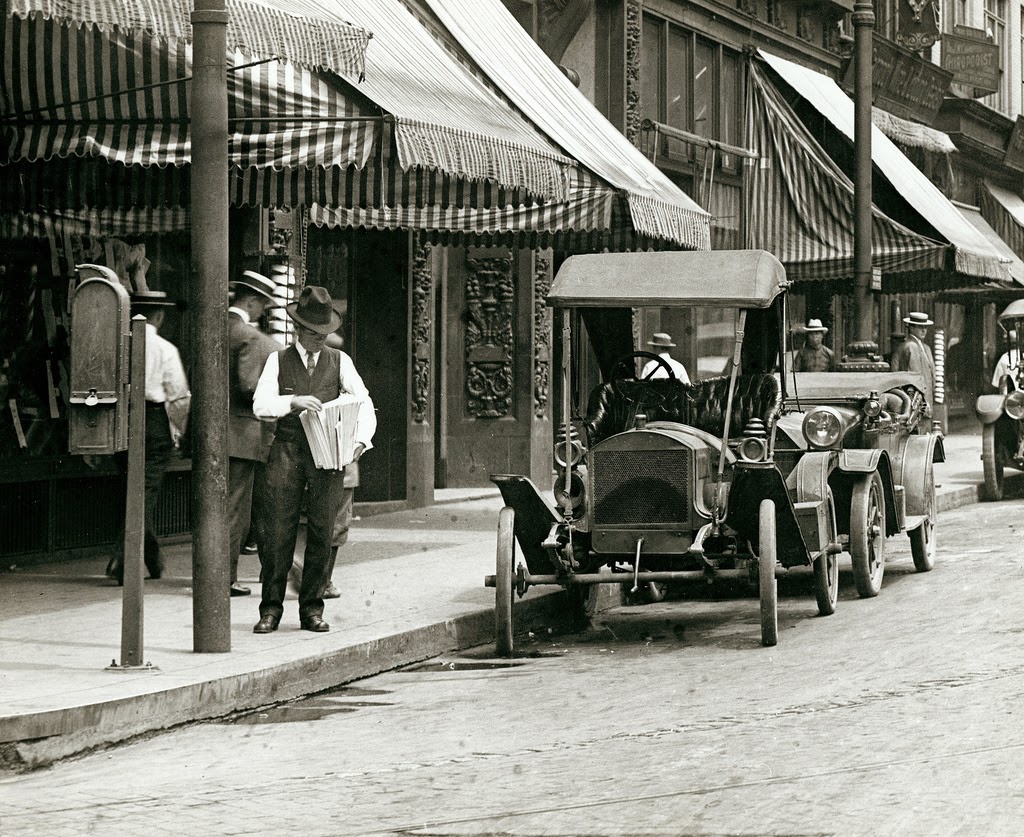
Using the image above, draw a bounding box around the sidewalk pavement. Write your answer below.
[0,427,1018,771]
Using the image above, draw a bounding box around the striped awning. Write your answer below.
[956,201,1024,286]
[420,0,710,250]
[1,1,574,212]
[0,207,190,239]
[747,59,949,287]
[761,50,1007,284]
[8,0,372,78]
[308,169,671,251]
[980,181,1024,262]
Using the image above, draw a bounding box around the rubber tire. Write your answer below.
[813,490,839,616]
[910,477,937,573]
[568,583,599,630]
[758,499,779,647]
[850,472,886,598]
[982,422,1004,502]
[495,506,515,657]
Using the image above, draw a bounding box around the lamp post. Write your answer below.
[190,0,231,652]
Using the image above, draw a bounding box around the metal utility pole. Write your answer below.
[190,0,231,652]
[852,0,875,346]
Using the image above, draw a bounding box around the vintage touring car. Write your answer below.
[976,299,1024,500]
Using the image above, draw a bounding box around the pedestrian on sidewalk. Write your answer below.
[107,291,191,584]
[792,319,835,372]
[891,311,935,407]
[252,286,376,633]
[289,315,357,600]
[226,271,280,597]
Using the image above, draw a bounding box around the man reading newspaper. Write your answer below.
[252,286,376,634]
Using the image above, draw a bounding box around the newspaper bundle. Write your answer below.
[299,393,362,470]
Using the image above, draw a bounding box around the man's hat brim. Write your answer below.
[231,280,276,304]
[286,302,341,334]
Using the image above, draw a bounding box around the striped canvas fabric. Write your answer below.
[980,182,1024,264]
[747,60,948,286]
[8,0,372,79]
[0,207,190,239]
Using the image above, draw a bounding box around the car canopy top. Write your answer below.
[998,299,1024,323]
[548,250,789,310]
[785,372,930,401]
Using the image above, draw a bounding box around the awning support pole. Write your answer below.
[191,0,231,653]
[852,0,875,347]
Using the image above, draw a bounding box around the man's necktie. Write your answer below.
[306,352,316,377]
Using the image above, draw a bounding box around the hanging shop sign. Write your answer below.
[896,0,940,51]
[1003,116,1024,172]
[842,35,951,125]
[941,26,1001,97]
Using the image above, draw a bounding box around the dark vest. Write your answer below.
[274,345,341,445]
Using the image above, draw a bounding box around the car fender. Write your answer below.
[975,394,1006,425]
[836,450,901,536]
[794,450,837,504]
[901,434,939,518]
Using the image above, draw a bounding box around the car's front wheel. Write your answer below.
[850,472,886,598]
[758,499,778,647]
[982,422,1004,501]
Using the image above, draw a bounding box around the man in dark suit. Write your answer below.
[227,271,280,596]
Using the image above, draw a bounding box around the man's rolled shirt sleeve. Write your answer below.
[339,353,377,452]
[253,352,294,419]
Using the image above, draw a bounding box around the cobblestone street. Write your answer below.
[3,500,1023,836]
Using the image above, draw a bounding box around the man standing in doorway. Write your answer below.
[226,271,280,597]
[891,311,935,406]
[252,286,376,633]
[793,319,835,372]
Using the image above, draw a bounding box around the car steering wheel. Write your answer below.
[609,351,677,404]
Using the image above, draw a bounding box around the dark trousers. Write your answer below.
[256,437,345,621]
[227,458,257,584]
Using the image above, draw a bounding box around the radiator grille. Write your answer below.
[593,448,690,526]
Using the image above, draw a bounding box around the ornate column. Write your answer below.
[407,234,436,508]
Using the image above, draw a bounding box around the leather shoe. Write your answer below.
[300,615,330,633]
[230,582,251,597]
[241,542,259,554]
[322,581,341,599]
[253,614,280,634]
[145,555,163,580]
[106,556,124,586]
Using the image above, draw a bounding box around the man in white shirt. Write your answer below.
[106,291,191,584]
[640,333,690,384]
[251,286,376,634]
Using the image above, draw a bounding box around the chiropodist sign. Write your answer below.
[942,26,1001,96]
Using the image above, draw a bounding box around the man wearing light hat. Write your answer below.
[252,286,377,633]
[226,271,280,597]
[640,333,690,384]
[891,311,935,405]
[793,319,835,372]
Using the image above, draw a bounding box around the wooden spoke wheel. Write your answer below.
[982,423,1004,502]
[850,472,886,598]
[813,489,839,616]
[758,499,779,647]
[910,476,937,573]
[495,506,516,657]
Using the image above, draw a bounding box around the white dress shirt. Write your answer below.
[143,322,191,446]
[640,352,691,385]
[253,343,377,451]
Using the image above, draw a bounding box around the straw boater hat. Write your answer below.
[230,270,276,304]
[129,290,177,309]
[287,286,342,334]
[647,332,676,349]
[804,318,828,333]
[903,311,934,327]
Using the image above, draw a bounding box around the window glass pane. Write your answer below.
[641,16,662,122]
[666,25,690,131]
[694,39,715,139]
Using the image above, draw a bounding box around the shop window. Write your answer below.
[640,13,744,175]
[983,0,1008,113]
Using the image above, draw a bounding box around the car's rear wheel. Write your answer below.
[850,472,886,598]
[495,506,516,657]
[813,489,839,616]
[910,477,936,573]
[758,499,778,647]
[982,422,1004,501]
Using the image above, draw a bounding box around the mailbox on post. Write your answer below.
[69,264,130,455]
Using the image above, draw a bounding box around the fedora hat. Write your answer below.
[231,270,276,304]
[903,311,934,327]
[287,285,341,334]
[130,290,177,309]
[804,318,828,333]
[647,332,676,349]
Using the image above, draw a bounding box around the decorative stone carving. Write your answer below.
[767,0,786,30]
[738,0,757,17]
[411,239,432,424]
[825,15,845,54]
[533,256,551,418]
[465,256,515,418]
[625,0,642,144]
